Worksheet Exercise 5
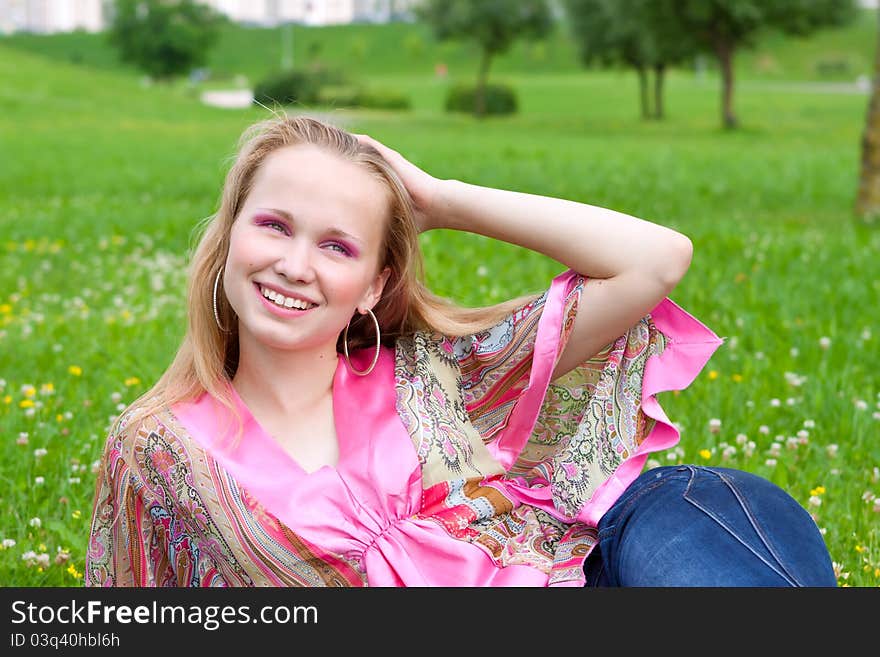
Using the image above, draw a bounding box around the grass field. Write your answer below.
[0,12,879,586]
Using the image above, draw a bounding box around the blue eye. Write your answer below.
[325,242,351,256]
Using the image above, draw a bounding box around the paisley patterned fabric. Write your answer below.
[85,269,723,587]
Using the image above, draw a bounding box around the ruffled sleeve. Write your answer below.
[452,268,725,526]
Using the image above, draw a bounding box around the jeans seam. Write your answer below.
[684,466,801,586]
[598,470,688,541]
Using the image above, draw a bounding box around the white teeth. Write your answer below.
[260,285,315,310]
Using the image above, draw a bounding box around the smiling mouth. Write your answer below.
[255,283,319,311]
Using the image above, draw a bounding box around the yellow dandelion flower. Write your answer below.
[3,395,11,404]
[71,510,81,520]
[37,567,43,573]
[855,545,866,553]
[124,377,141,387]
[39,543,46,551]
[120,310,132,320]
[874,568,880,578]
[23,239,35,252]
[731,373,743,383]
[708,370,718,380]
[66,564,82,579]
[68,365,82,376]
[40,382,54,394]
[699,449,712,460]
[56,414,63,422]
[19,399,34,408]
[810,486,826,496]
[0,304,11,314]
[23,385,35,398]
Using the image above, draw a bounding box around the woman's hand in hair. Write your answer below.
[353,133,443,234]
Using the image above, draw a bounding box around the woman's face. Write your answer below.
[224,143,391,354]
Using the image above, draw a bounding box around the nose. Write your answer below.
[272,238,316,283]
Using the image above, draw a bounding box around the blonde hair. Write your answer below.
[119,113,543,441]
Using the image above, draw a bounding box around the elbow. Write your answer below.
[659,235,693,289]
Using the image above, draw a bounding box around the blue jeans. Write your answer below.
[582,465,837,587]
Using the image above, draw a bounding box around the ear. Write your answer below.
[360,266,392,312]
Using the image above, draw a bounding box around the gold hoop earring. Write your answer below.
[213,267,231,333]
[343,308,380,376]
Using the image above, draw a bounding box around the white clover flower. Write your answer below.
[2,539,15,548]
[790,347,799,357]
[770,398,781,407]
[826,444,839,458]
[873,412,880,421]
[819,336,831,349]
[35,553,50,568]
[735,433,748,445]
[861,328,872,340]
[28,517,41,528]
[786,437,799,450]
[769,443,782,457]
[33,448,47,458]
[722,446,737,461]
[808,495,822,508]
[786,397,797,406]
[804,419,815,429]
[24,408,34,418]
[666,452,678,461]
[855,399,868,411]
[874,499,880,513]
[110,392,122,404]
[476,265,488,277]
[708,418,722,433]
[765,458,777,467]
[646,459,661,470]
[755,351,764,360]
[68,477,80,484]
[34,476,44,486]
[758,425,770,435]
[16,433,28,446]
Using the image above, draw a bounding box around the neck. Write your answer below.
[232,341,339,417]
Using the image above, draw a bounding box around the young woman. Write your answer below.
[85,115,836,587]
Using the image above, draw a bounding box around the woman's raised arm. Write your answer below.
[355,132,693,377]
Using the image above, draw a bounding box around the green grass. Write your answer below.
[0,32,878,586]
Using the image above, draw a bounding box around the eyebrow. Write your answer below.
[255,207,365,246]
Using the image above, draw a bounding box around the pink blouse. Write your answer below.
[86,269,724,587]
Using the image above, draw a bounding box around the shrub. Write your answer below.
[316,86,410,111]
[444,82,517,116]
[252,65,348,108]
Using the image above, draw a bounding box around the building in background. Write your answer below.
[0,0,106,34]
[0,0,423,34]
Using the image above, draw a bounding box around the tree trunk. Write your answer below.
[715,39,738,129]
[856,10,880,222]
[654,63,665,120]
[475,48,492,119]
[637,67,650,120]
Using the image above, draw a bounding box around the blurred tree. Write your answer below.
[856,9,880,223]
[107,0,224,83]
[648,0,860,129]
[415,0,554,118]
[564,0,700,120]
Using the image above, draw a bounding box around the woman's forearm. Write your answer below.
[431,178,693,282]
